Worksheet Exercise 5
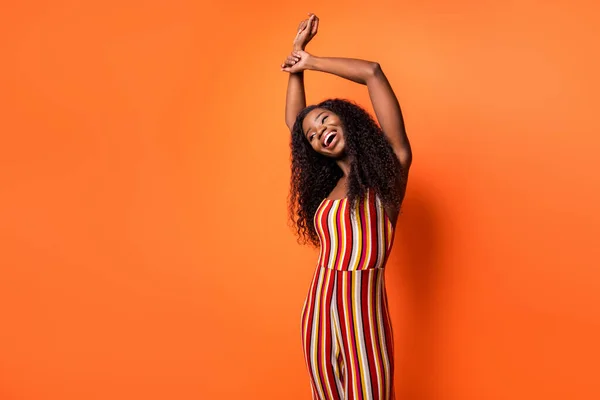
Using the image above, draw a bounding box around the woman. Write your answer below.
[282,13,412,400]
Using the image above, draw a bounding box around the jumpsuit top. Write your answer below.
[314,189,395,271]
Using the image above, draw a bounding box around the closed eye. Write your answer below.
[322,116,328,123]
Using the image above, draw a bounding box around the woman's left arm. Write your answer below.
[283,51,412,171]
[365,63,412,172]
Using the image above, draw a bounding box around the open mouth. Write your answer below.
[323,131,337,148]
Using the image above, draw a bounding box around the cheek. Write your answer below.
[312,144,326,155]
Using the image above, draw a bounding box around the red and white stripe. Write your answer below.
[301,190,396,400]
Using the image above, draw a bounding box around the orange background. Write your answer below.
[1,1,599,399]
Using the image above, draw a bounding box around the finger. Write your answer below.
[312,17,319,34]
[306,15,315,31]
[298,20,308,34]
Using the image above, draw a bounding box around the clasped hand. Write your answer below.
[281,13,319,73]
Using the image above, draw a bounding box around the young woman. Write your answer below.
[282,14,412,400]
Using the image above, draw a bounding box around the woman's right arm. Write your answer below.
[284,14,318,131]
[284,72,306,131]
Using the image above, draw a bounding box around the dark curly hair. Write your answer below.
[289,98,406,246]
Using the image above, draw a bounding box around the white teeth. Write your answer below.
[323,131,336,147]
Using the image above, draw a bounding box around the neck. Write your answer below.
[336,157,351,177]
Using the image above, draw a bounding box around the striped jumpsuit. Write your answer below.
[301,189,396,400]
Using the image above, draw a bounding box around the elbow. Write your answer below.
[285,119,294,132]
[365,62,382,83]
[395,145,412,172]
[400,149,413,172]
[370,62,382,76]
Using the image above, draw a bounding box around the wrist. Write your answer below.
[306,55,319,70]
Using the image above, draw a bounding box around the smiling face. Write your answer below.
[301,107,346,158]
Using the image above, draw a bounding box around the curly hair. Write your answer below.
[289,98,406,246]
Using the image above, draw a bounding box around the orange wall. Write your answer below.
[1,1,599,399]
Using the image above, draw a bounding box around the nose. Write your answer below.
[317,125,327,139]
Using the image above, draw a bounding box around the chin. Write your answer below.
[316,141,346,158]
[325,149,346,159]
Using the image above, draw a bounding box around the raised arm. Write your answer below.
[283,14,319,131]
[282,51,412,171]
[284,72,306,131]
